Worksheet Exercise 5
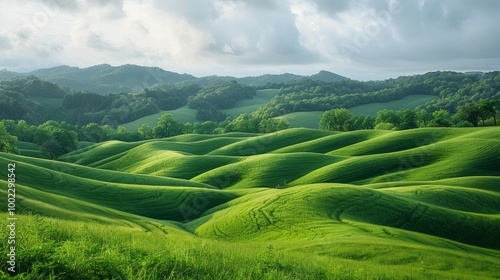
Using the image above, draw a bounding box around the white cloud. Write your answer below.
[0,0,499,80]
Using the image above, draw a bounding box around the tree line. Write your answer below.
[0,77,255,126]
[0,112,290,158]
[319,100,499,132]
[255,71,500,118]
[1,99,498,158]
[2,71,499,128]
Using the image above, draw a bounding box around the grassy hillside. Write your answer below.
[1,127,499,279]
[97,92,436,131]
[276,111,323,128]
[349,94,439,117]
[121,106,198,130]
[221,89,279,117]
[122,89,279,130]
[276,95,439,129]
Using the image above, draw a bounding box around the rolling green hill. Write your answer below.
[1,127,499,279]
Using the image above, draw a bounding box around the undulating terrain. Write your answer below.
[1,127,499,279]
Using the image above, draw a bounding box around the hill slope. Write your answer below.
[1,127,499,279]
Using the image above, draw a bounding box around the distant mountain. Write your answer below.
[1,64,348,94]
[179,73,304,87]
[235,73,304,86]
[180,71,347,87]
[309,70,346,83]
[0,70,20,80]
[30,64,198,94]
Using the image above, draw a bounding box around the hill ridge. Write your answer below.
[2,64,347,94]
[1,127,499,278]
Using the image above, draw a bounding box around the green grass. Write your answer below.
[191,153,344,189]
[276,111,323,129]
[349,95,439,117]
[122,92,435,131]
[276,95,439,129]
[1,127,500,279]
[208,128,333,156]
[122,89,280,131]
[121,106,199,131]
[9,213,497,280]
[17,141,45,158]
[222,89,279,117]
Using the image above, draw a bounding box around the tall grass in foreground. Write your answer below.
[1,213,498,280]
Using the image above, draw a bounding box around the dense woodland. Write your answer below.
[0,70,499,158]
[254,71,500,118]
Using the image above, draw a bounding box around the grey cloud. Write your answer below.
[203,2,319,65]
[152,0,219,26]
[222,0,279,11]
[329,0,500,76]
[3,0,500,79]
[19,0,79,12]
[310,0,351,16]
[85,31,116,51]
[0,35,12,49]
[21,0,125,18]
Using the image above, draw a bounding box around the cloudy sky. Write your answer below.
[0,0,499,80]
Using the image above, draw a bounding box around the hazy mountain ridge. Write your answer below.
[1,64,347,94]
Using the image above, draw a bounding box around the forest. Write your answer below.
[0,70,499,158]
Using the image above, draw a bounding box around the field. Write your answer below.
[122,107,198,131]
[122,92,433,131]
[277,95,439,129]
[348,95,439,117]
[275,111,323,128]
[122,89,279,131]
[221,89,279,117]
[1,127,499,279]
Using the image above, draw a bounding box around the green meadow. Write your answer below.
[1,127,499,279]
[221,89,279,117]
[122,107,198,131]
[123,91,435,131]
[349,95,439,117]
[122,89,279,131]
[278,95,439,129]
[275,111,323,129]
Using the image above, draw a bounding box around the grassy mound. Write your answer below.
[2,127,499,279]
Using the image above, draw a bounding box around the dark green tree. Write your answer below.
[416,109,432,127]
[400,109,418,130]
[194,121,218,134]
[361,116,375,129]
[319,108,353,131]
[375,109,401,128]
[138,124,152,140]
[456,103,480,127]
[80,123,108,142]
[40,139,63,159]
[183,122,194,134]
[0,122,18,154]
[478,99,497,126]
[429,110,453,127]
[153,114,184,138]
